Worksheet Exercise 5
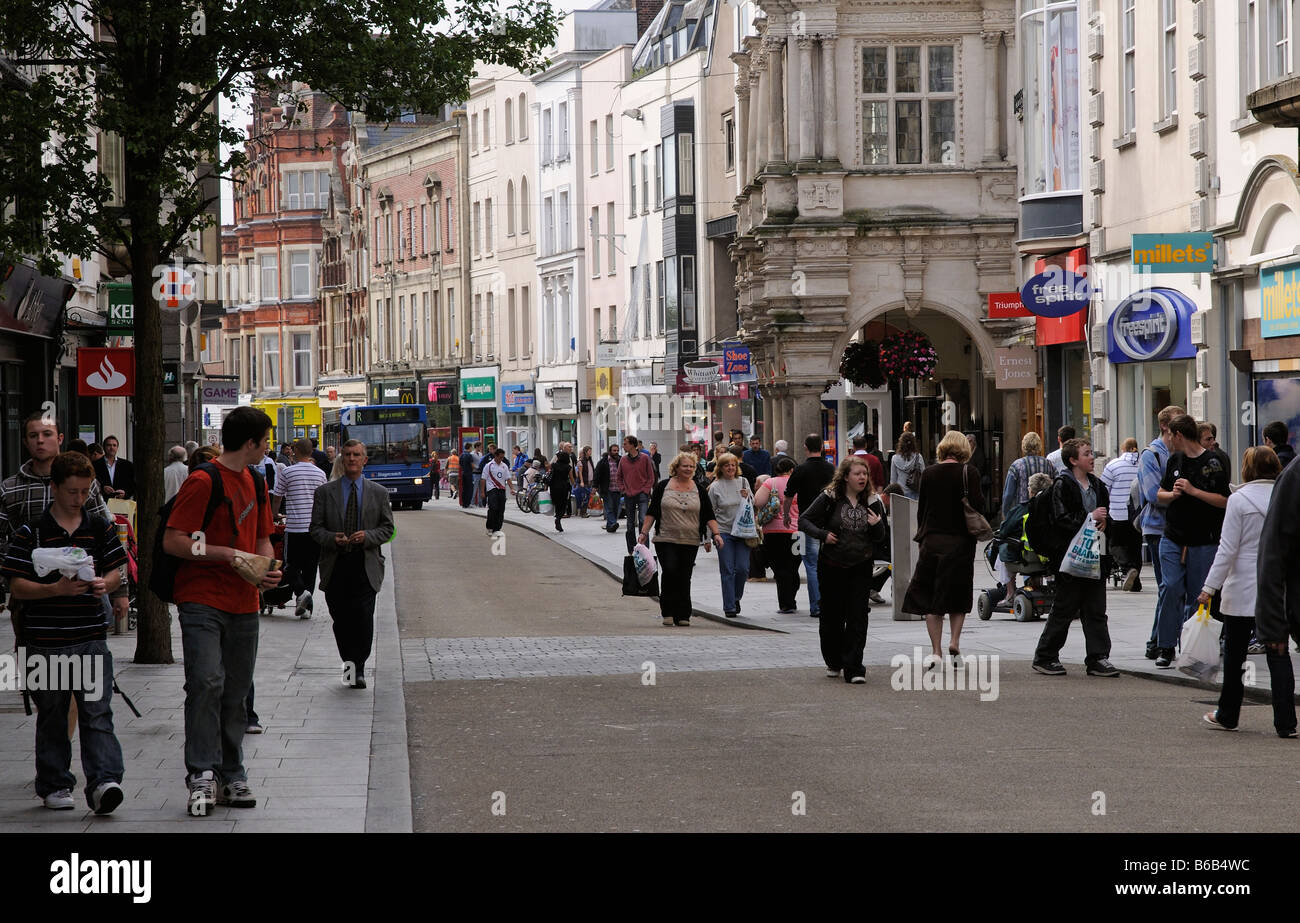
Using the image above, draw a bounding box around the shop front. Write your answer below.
[535,378,579,454]
[421,375,459,457]
[1026,248,1092,448]
[0,257,70,472]
[459,366,498,450]
[1247,262,1300,450]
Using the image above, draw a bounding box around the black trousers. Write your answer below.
[551,482,571,527]
[486,488,507,531]
[1109,518,1142,576]
[764,532,800,610]
[655,541,699,623]
[817,557,873,680]
[1217,616,1298,733]
[325,554,377,679]
[284,531,320,598]
[1034,572,1110,665]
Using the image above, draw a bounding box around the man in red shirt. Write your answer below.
[617,435,657,554]
[162,407,280,816]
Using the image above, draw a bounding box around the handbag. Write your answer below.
[755,491,781,527]
[962,465,994,542]
[622,554,660,597]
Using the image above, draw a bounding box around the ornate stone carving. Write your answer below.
[798,179,843,214]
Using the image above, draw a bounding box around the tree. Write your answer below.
[0,0,558,663]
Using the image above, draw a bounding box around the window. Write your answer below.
[472,113,479,152]
[484,109,492,149]
[1161,0,1177,117]
[485,197,494,252]
[409,208,416,258]
[247,337,257,391]
[641,151,649,214]
[472,201,481,257]
[677,135,694,195]
[262,333,280,390]
[519,177,530,233]
[1267,0,1293,81]
[508,288,517,358]
[385,212,393,260]
[290,251,311,298]
[473,293,482,355]
[606,203,615,273]
[608,305,617,341]
[628,154,638,214]
[446,198,454,250]
[543,195,555,255]
[605,114,614,170]
[518,94,527,139]
[399,296,406,357]
[374,217,382,263]
[594,307,601,343]
[858,44,957,166]
[420,203,428,253]
[656,260,666,333]
[681,254,695,332]
[1020,2,1081,193]
[487,291,496,357]
[396,207,403,258]
[558,102,569,160]
[505,98,514,143]
[591,207,601,275]
[654,144,663,207]
[520,285,530,355]
[447,288,456,354]
[431,199,441,250]
[507,181,516,236]
[642,262,651,337]
[428,291,437,358]
[292,332,312,388]
[559,191,570,251]
[723,114,736,173]
[543,108,553,163]
[101,131,125,206]
[1122,0,1136,134]
[285,171,300,208]
[590,120,599,174]
[260,254,277,302]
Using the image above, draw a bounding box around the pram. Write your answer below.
[258,521,293,615]
[976,513,1055,622]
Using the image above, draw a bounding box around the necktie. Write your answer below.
[345,481,359,537]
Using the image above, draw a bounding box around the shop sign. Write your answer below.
[425,379,455,405]
[1131,233,1214,274]
[1020,270,1091,318]
[200,381,239,405]
[681,359,722,385]
[723,345,751,375]
[987,291,1032,319]
[1107,288,1198,364]
[993,347,1037,389]
[460,375,496,402]
[500,383,535,414]
[594,367,613,398]
[163,364,178,394]
[106,283,134,331]
[622,368,656,393]
[1261,262,1300,339]
[77,347,135,397]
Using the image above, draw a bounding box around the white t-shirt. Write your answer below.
[484,460,511,492]
[272,460,328,532]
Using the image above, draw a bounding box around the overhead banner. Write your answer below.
[78,347,136,397]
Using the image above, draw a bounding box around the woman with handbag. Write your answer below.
[1199,446,1283,733]
[707,453,753,618]
[902,430,986,666]
[890,432,925,501]
[799,455,887,683]
[754,456,801,613]
[639,452,723,626]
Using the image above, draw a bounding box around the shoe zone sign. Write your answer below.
[1107,288,1198,364]
[1019,267,1091,318]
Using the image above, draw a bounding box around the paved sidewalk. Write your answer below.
[468,498,1300,698]
[0,571,410,832]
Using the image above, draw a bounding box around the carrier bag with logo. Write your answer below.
[1059,517,1102,580]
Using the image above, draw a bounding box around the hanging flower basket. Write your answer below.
[878,331,938,381]
[838,340,885,389]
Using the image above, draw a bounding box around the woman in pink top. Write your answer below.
[753,456,801,614]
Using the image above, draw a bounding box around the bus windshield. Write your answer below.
[349,422,424,466]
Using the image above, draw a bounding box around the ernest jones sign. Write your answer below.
[994,347,1036,390]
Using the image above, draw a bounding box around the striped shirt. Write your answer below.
[0,461,110,564]
[1,506,127,646]
[1100,451,1141,521]
[271,460,328,533]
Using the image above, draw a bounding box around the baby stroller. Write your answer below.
[259,520,294,616]
[976,515,1055,622]
[111,510,139,631]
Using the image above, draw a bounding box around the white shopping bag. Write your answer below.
[730,497,759,539]
[1059,518,1101,580]
[632,542,657,586]
[1175,605,1222,681]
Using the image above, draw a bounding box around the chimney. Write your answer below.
[635,0,658,38]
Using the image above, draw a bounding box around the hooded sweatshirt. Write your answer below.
[1203,480,1273,618]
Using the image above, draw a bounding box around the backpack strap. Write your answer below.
[195,461,236,536]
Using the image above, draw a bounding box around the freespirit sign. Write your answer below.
[1019,269,1091,318]
[1107,288,1197,364]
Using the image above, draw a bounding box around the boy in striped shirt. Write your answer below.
[3,451,127,813]
[271,437,328,617]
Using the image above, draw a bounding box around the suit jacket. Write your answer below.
[310,475,395,593]
[93,456,136,499]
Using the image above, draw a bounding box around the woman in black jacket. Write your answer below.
[799,455,887,683]
[639,452,723,626]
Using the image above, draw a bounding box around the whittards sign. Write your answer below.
[1019,269,1091,318]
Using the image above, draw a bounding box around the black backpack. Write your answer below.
[148,462,266,604]
[1023,480,1060,564]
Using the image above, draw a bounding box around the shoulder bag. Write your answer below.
[962,465,994,542]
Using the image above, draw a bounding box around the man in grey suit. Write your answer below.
[310,439,395,689]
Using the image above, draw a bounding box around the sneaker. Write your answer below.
[1248,641,1267,655]
[778,608,797,614]
[1144,641,1159,660]
[43,789,75,810]
[293,591,310,617]
[1032,660,1067,676]
[217,779,257,808]
[1278,728,1298,739]
[849,674,867,684]
[872,563,891,580]
[1122,568,1140,592]
[1203,711,1238,732]
[724,611,738,618]
[825,668,841,677]
[1086,659,1120,677]
[245,722,264,734]
[186,771,216,816]
[662,617,674,627]
[1155,648,1175,668]
[90,781,124,815]
[869,591,886,605]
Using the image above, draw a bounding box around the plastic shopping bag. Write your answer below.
[1175,604,1222,681]
[730,497,759,539]
[32,546,96,582]
[632,542,657,586]
[1059,518,1101,580]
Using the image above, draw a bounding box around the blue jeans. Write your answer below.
[717,534,751,613]
[1155,538,1216,650]
[604,490,622,529]
[624,493,650,553]
[802,535,822,614]
[178,602,260,782]
[1144,533,1166,644]
[29,640,123,800]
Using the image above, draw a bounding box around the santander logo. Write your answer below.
[86,354,128,391]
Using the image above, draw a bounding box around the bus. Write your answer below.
[324,404,434,509]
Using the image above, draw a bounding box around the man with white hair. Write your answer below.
[774,439,790,458]
[164,445,190,502]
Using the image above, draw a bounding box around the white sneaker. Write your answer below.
[186,771,216,817]
[90,781,124,815]
[43,789,75,810]
[825,668,841,678]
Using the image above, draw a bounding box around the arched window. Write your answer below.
[519,176,530,233]
[506,180,516,235]
[505,98,513,143]
[518,93,527,139]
